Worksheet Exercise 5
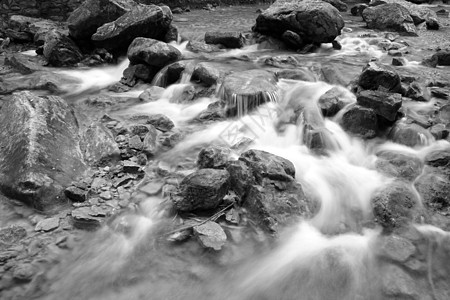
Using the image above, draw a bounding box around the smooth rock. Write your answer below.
[205,31,244,48]
[194,221,227,250]
[388,121,433,147]
[375,150,423,181]
[318,87,353,117]
[35,217,59,232]
[127,37,181,68]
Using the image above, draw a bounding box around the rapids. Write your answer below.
[4,4,450,300]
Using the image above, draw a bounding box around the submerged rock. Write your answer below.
[127,37,181,68]
[0,92,86,211]
[92,4,173,51]
[67,0,137,40]
[362,3,417,36]
[193,221,227,250]
[171,169,230,212]
[375,150,423,182]
[254,0,345,45]
[388,121,434,147]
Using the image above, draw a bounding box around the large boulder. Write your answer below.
[356,90,402,121]
[253,0,345,45]
[372,0,439,26]
[8,15,58,46]
[219,69,279,117]
[67,0,137,40]
[362,3,417,36]
[91,4,173,51]
[127,37,181,68]
[0,92,86,211]
[43,29,83,67]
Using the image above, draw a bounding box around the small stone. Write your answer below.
[35,217,59,232]
[71,207,103,230]
[64,186,87,202]
[99,191,112,200]
[128,135,143,150]
[193,221,227,250]
[113,174,136,188]
[12,263,35,282]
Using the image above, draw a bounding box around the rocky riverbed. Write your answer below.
[0,0,450,299]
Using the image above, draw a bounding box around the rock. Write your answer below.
[139,180,164,195]
[43,29,83,67]
[429,124,449,140]
[356,90,402,121]
[375,150,423,182]
[205,31,244,48]
[415,173,450,211]
[254,0,345,45]
[170,169,230,212]
[196,101,226,122]
[239,149,295,182]
[0,92,86,211]
[371,181,418,232]
[323,0,347,12]
[186,40,222,53]
[92,4,173,51]
[0,226,27,248]
[219,69,278,116]
[121,64,154,86]
[35,217,60,232]
[226,160,255,198]
[275,68,316,82]
[127,113,174,132]
[281,30,304,49]
[374,0,439,26]
[192,62,223,86]
[438,105,450,124]
[127,37,181,68]
[377,235,416,262]
[426,50,450,68]
[388,121,433,147]
[358,62,402,93]
[197,146,231,169]
[341,105,378,139]
[80,123,120,166]
[8,15,58,45]
[392,57,407,66]
[362,4,417,36]
[245,181,316,233]
[67,0,137,40]
[13,264,35,282]
[164,24,179,43]
[72,207,103,230]
[318,87,353,117]
[139,86,165,102]
[405,82,429,102]
[128,135,144,150]
[424,148,450,169]
[381,265,420,299]
[64,186,87,202]
[4,53,43,74]
[351,4,368,16]
[193,221,227,250]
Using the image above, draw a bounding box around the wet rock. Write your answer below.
[358,62,402,93]
[415,173,450,211]
[196,101,226,121]
[0,226,27,248]
[356,90,402,121]
[362,4,417,36]
[170,169,230,212]
[388,121,433,147]
[43,29,83,67]
[164,24,178,43]
[64,186,87,202]
[281,30,304,49]
[375,150,423,182]
[80,123,120,166]
[127,37,181,68]
[35,217,59,232]
[341,105,378,139]
[205,31,244,49]
[423,50,450,68]
[392,57,407,66]
[351,4,368,16]
[226,160,254,198]
[405,82,429,102]
[138,86,165,102]
[92,5,173,51]
[318,87,352,117]
[377,235,416,262]
[192,62,222,86]
[126,113,174,132]
[121,64,154,86]
[371,181,419,232]
[12,263,35,282]
[429,124,449,140]
[275,68,316,82]
[0,92,86,211]
[186,41,222,53]
[219,69,278,116]
[374,0,439,27]
[438,105,450,124]
[424,148,450,169]
[197,146,231,169]
[193,221,227,250]
[8,15,58,45]
[67,0,136,40]
[4,53,43,74]
[254,0,345,45]
[72,207,103,230]
[323,0,347,12]
[381,265,420,299]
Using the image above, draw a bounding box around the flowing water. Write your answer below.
[7,4,450,300]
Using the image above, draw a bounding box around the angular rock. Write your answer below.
[192,62,223,86]
[405,82,429,102]
[375,150,423,182]
[171,169,230,212]
[64,186,87,202]
[0,92,86,211]
[357,90,402,121]
[4,53,43,74]
[341,105,378,139]
[72,207,103,230]
[362,4,417,36]
[127,113,174,132]
[164,24,179,43]
[205,31,244,48]
[35,217,60,232]
[358,62,402,93]
[373,0,439,26]
[424,148,450,169]
[377,235,416,262]
[197,146,231,169]
[415,173,450,211]
[92,4,173,51]
[219,69,278,117]
[121,64,154,86]
[381,265,420,299]
[67,0,137,40]
[239,149,295,182]
[127,37,181,68]
[193,221,227,250]
[254,0,345,44]
[80,123,120,166]
[43,29,83,67]
[226,160,255,198]
[318,87,353,117]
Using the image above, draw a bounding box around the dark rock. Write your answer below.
[196,101,226,121]
[127,37,181,68]
[43,29,83,67]
[197,146,231,169]
[121,64,155,85]
[405,82,429,102]
[219,69,278,117]
[388,121,433,147]
[423,50,450,68]
[323,0,347,12]
[64,186,87,202]
[429,87,449,100]
[35,217,59,232]
[426,18,439,30]
[362,4,417,36]
[351,4,368,16]
[8,15,58,45]
[0,92,86,211]
[318,87,353,117]
[375,150,423,181]
[341,105,378,139]
[372,180,419,232]
[4,53,43,74]
[170,169,230,212]
[68,0,136,40]
[80,123,120,166]
[281,30,304,49]
[164,25,178,43]
[331,40,342,50]
[193,221,227,250]
[226,160,254,198]
[424,148,450,169]
[92,4,173,51]
[4,29,32,42]
[356,90,402,121]
[253,0,345,45]
[392,57,407,66]
[239,149,295,183]
[72,207,103,230]
[127,113,174,132]
[358,62,402,93]
[192,62,222,86]
[205,31,244,49]
[415,173,450,211]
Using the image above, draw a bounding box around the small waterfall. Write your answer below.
[151,65,170,87]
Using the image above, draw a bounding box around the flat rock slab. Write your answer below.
[35,217,60,232]
[194,221,227,250]
[71,207,104,230]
